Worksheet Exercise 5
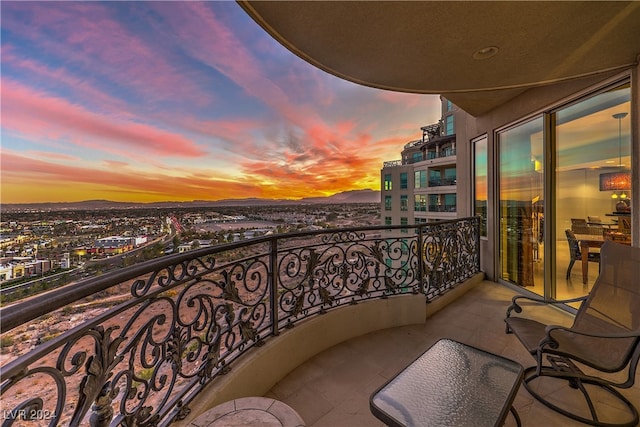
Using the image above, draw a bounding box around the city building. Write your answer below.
[0,258,52,281]
[381,97,459,228]
[89,236,136,256]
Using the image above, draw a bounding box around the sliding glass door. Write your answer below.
[498,80,631,300]
[554,83,631,299]
[498,118,544,291]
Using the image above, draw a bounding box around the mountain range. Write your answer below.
[2,189,381,212]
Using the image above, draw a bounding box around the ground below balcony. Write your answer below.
[261,281,640,427]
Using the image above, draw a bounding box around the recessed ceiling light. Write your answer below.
[473,46,499,60]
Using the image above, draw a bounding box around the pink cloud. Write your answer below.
[151,3,318,129]
[1,47,133,119]
[24,150,81,162]
[177,116,272,153]
[1,2,212,107]
[2,80,206,158]
[103,160,130,169]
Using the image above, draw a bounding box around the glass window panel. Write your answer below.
[384,174,392,190]
[414,170,427,188]
[554,83,630,299]
[474,136,488,237]
[499,117,544,292]
[400,173,408,189]
[385,195,392,210]
[445,115,455,135]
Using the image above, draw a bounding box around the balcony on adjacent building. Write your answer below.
[428,177,457,187]
[428,204,457,213]
[425,147,456,160]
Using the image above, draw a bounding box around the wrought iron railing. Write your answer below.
[429,204,457,212]
[382,148,456,168]
[0,217,480,426]
[425,148,456,160]
[428,177,457,187]
[382,159,403,168]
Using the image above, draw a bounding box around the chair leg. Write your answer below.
[566,260,575,280]
[522,365,639,427]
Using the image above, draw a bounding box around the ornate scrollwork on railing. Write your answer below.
[0,218,479,426]
[131,256,217,298]
[421,217,480,299]
[276,232,420,327]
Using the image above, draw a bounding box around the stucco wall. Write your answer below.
[182,272,484,425]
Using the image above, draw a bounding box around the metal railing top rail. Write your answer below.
[382,159,403,168]
[0,219,474,334]
[0,217,480,426]
[0,236,269,333]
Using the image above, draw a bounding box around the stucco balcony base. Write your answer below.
[183,273,484,424]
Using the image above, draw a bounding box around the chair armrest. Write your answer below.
[505,294,587,319]
[541,324,640,349]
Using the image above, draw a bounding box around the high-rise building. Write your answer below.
[381,97,459,227]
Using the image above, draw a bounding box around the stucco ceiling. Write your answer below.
[238,1,640,116]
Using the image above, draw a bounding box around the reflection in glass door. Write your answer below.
[554,83,631,300]
[498,118,544,294]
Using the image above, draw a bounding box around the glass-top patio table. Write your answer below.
[370,338,524,427]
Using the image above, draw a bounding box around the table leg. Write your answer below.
[580,241,588,284]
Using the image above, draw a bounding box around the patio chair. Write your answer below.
[505,241,640,426]
[564,229,600,280]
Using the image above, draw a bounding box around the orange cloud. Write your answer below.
[1,151,259,203]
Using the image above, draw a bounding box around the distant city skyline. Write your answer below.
[1,1,440,204]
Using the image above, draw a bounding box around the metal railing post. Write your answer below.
[475,216,481,272]
[417,225,424,294]
[270,237,279,336]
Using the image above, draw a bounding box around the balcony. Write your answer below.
[428,177,457,187]
[428,204,457,213]
[0,218,480,426]
[425,147,456,160]
[255,280,640,427]
[3,215,638,426]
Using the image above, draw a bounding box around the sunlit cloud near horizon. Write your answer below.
[1,1,440,204]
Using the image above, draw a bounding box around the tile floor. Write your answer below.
[265,281,640,427]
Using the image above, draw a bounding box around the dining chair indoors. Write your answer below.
[564,229,600,280]
[505,241,640,426]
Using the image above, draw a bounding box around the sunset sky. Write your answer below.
[1,1,441,204]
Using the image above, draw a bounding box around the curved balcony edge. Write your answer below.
[0,218,481,426]
[181,272,484,426]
